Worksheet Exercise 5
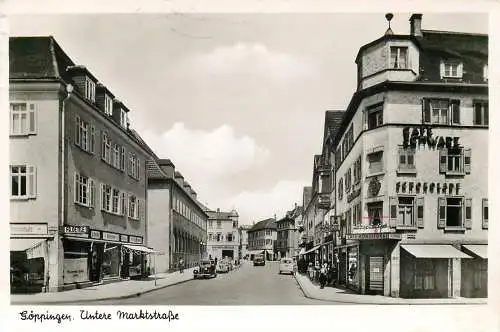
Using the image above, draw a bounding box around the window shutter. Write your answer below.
[389,196,398,227]
[416,197,424,228]
[137,199,141,220]
[438,197,446,228]
[482,199,488,229]
[100,183,104,210]
[75,115,80,146]
[465,198,472,229]
[422,98,431,124]
[89,179,95,207]
[90,125,95,154]
[439,149,447,173]
[28,166,37,198]
[439,62,445,78]
[101,132,106,159]
[464,148,471,174]
[74,173,78,203]
[137,159,141,180]
[28,103,37,134]
[458,63,464,78]
[450,100,460,125]
[121,192,127,216]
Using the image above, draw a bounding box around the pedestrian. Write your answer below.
[331,262,338,287]
[326,261,333,286]
[319,263,327,289]
[179,258,184,274]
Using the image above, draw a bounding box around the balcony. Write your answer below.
[316,193,331,209]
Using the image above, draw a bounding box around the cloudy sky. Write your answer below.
[9,13,487,224]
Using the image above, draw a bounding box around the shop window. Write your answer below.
[10,165,36,199]
[102,243,120,278]
[482,198,488,229]
[367,151,383,174]
[414,260,435,290]
[367,105,383,130]
[474,264,487,289]
[367,202,383,226]
[10,102,37,136]
[473,101,488,126]
[422,99,460,125]
[390,46,408,69]
[397,147,416,173]
[74,173,95,208]
[439,147,470,175]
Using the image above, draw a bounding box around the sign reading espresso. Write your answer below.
[402,126,460,150]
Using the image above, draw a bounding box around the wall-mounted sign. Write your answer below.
[129,236,143,244]
[102,232,120,242]
[120,235,128,242]
[90,230,101,239]
[63,258,88,284]
[368,177,381,197]
[402,126,460,150]
[10,223,48,236]
[61,225,89,238]
[352,224,395,234]
[347,188,361,203]
[396,181,460,195]
[346,233,402,240]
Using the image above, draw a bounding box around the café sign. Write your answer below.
[402,126,460,150]
[352,224,395,234]
[346,233,402,240]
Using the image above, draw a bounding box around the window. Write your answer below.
[216,233,221,242]
[112,188,120,214]
[128,153,140,180]
[440,61,463,79]
[120,147,126,171]
[367,105,383,130]
[208,220,213,228]
[217,221,222,229]
[473,101,488,126]
[10,102,36,136]
[438,197,467,228]
[439,147,470,175]
[10,165,36,199]
[120,109,128,128]
[414,260,435,290]
[101,132,112,163]
[85,77,96,102]
[422,99,460,125]
[74,173,95,207]
[128,194,139,219]
[431,100,448,124]
[338,178,344,200]
[346,126,354,151]
[367,202,383,226]
[208,233,213,241]
[101,184,111,212]
[398,147,415,172]
[367,151,383,174]
[482,198,488,229]
[233,221,238,228]
[75,115,95,153]
[353,156,362,184]
[100,184,126,216]
[390,47,408,69]
[104,94,113,116]
[353,203,362,226]
[397,197,414,226]
[345,168,351,193]
[483,64,488,82]
[227,233,233,242]
[113,144,121,169]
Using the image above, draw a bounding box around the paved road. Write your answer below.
[85,261,332,305]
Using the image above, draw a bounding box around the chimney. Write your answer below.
[410,14,423,37]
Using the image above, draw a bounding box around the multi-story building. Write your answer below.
[276,204,302,259]
[146,159,208,273]
[238,224,252,259]
[206,208,240,261]
[297,186,312,255]
[329,14,488,298]
[247,218,277,261]
[9,36,156,293]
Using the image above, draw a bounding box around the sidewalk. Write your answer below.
[11,267,196,305]
[294,272,487,305]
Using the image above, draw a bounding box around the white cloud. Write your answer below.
[229,179,309,225]
[183,42,315,80]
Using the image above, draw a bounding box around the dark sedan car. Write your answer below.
[193,260,217,279]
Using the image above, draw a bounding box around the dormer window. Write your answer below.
[85,77,96,102]
[104,94,113,116]
[120,109,128,128]
[390,47,408,69]
[440,61,463,79]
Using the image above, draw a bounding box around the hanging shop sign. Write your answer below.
[402,126,460,150]
[102,232,120,242]
[129,236,143,244]
[61,225,89,238]
[346,233,402,240]
[347,188,361,203]
[396,181,461,195]
[10,223,48,236]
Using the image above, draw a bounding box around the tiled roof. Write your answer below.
[250,218,276,231]
[206,210,233,220]
[323,110,344,151]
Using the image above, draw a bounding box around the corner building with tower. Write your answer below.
[331,14,488,298]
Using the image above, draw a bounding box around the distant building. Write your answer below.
[276,205,302,259]
[206,209,240,261]
[247,218,277,261]
[238,224,252,259]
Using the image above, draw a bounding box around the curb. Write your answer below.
[293,273,486,306]
[11,276,195,305]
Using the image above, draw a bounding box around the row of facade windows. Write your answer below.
[173,196,205,229]
[248,230,273,239]
[207,220,238,228]
[341,197,488,231]
[249,239,273,247]
[208,233,235,242]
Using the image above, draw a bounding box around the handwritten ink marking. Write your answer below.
[19,310,72,324]
[116,309,179,321]
[80,310,112,320]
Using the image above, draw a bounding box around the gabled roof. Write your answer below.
[323,110,344,152]
[249,218,276,231]
[206,210,235,220]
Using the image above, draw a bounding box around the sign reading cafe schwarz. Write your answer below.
[402,126,460,149]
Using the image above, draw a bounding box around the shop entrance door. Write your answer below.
[367,256,384,294]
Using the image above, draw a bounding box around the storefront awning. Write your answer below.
[10,238,45,252]
[303,245,321,255]
[401,244,472,259]
[123,244,159,254]
[462,245,487,259]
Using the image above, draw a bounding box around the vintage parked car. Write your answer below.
[193,260,216,279]
[216,262,229,273]
[253,254,265,266]
[278,258,296,275]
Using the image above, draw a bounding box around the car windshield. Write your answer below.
[281,259,292,264]
[200,261,211,266]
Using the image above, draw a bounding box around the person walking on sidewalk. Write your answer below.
[179,258,184,274]
[319,263,327,289]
